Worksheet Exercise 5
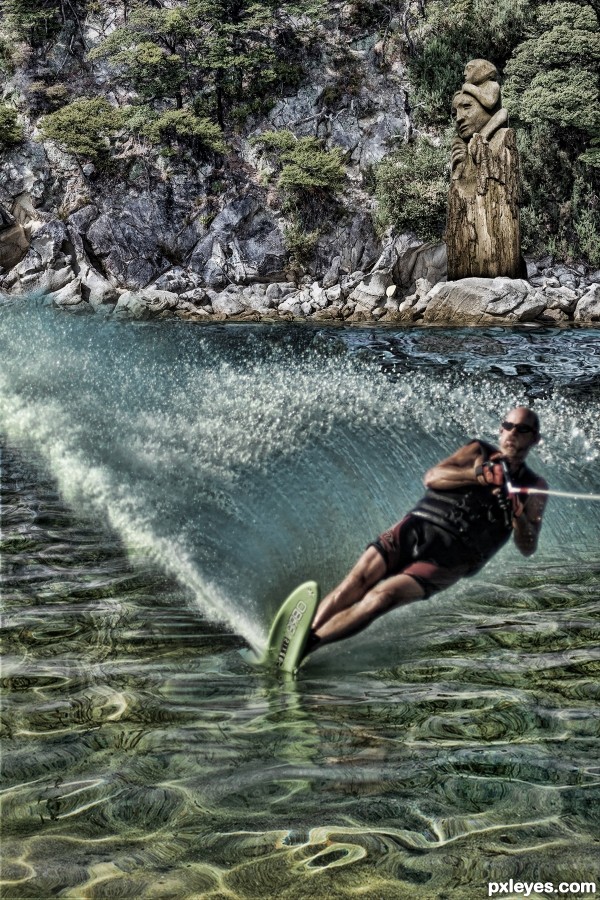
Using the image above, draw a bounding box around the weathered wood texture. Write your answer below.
[447,128,521,280]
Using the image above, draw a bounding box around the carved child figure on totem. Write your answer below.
[447,59,523,280]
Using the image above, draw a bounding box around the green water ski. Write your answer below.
[242,581,320,673]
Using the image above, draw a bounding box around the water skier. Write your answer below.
[304,407,547,656]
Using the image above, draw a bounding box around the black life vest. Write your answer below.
[410,439,539,569]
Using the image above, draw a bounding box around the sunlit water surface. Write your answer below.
[1,306,599,899]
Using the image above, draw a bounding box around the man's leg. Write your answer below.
[311,546,387,632]
[313,571,426,647]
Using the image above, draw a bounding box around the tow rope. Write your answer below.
[501,461,600,502]
[508,486,600,501]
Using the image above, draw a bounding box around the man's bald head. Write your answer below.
[507,407,540,434]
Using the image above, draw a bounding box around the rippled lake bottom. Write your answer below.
[2,442,599,900]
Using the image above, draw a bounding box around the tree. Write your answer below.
[503,3,600,138]
[90,0,324,128]
[503,1,600,262]
[1,0,63,45]
[1,0,87,53]
[89,5,195,109]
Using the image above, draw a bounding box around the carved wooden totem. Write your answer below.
[446,59,522,281]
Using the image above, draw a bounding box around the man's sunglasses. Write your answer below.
[501,421,537,435]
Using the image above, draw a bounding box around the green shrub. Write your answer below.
[142,108,226,155]
[253,129,298,154]
[284,224,320,266]
[574,208,600,267]
[579,137,600,169]
[253,130,345,197]
[0,104,24,150]
[375,137,449,240]
[28,81,69,113]
[279,142,345,195]
[40,98,124,160]
[45,84,69,106]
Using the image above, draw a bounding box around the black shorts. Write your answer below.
[368,514,474,598]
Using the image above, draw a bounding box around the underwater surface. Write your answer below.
[1,306,599,899]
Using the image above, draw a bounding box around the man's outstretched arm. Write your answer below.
[512,480,547,556]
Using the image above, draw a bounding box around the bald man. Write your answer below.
[305,408,547,655]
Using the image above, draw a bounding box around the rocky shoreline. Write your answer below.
[2,222,599,326]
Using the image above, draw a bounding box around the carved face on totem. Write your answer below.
[452,91,492,140]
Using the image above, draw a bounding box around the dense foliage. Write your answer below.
[0,103,23,150]
[141,109,227,155]
[504,1,600,263]
[89,0,323,128]
[504,3,600,135]
[375,137,448,241]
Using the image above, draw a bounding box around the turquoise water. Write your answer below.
[1,307,599,899]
